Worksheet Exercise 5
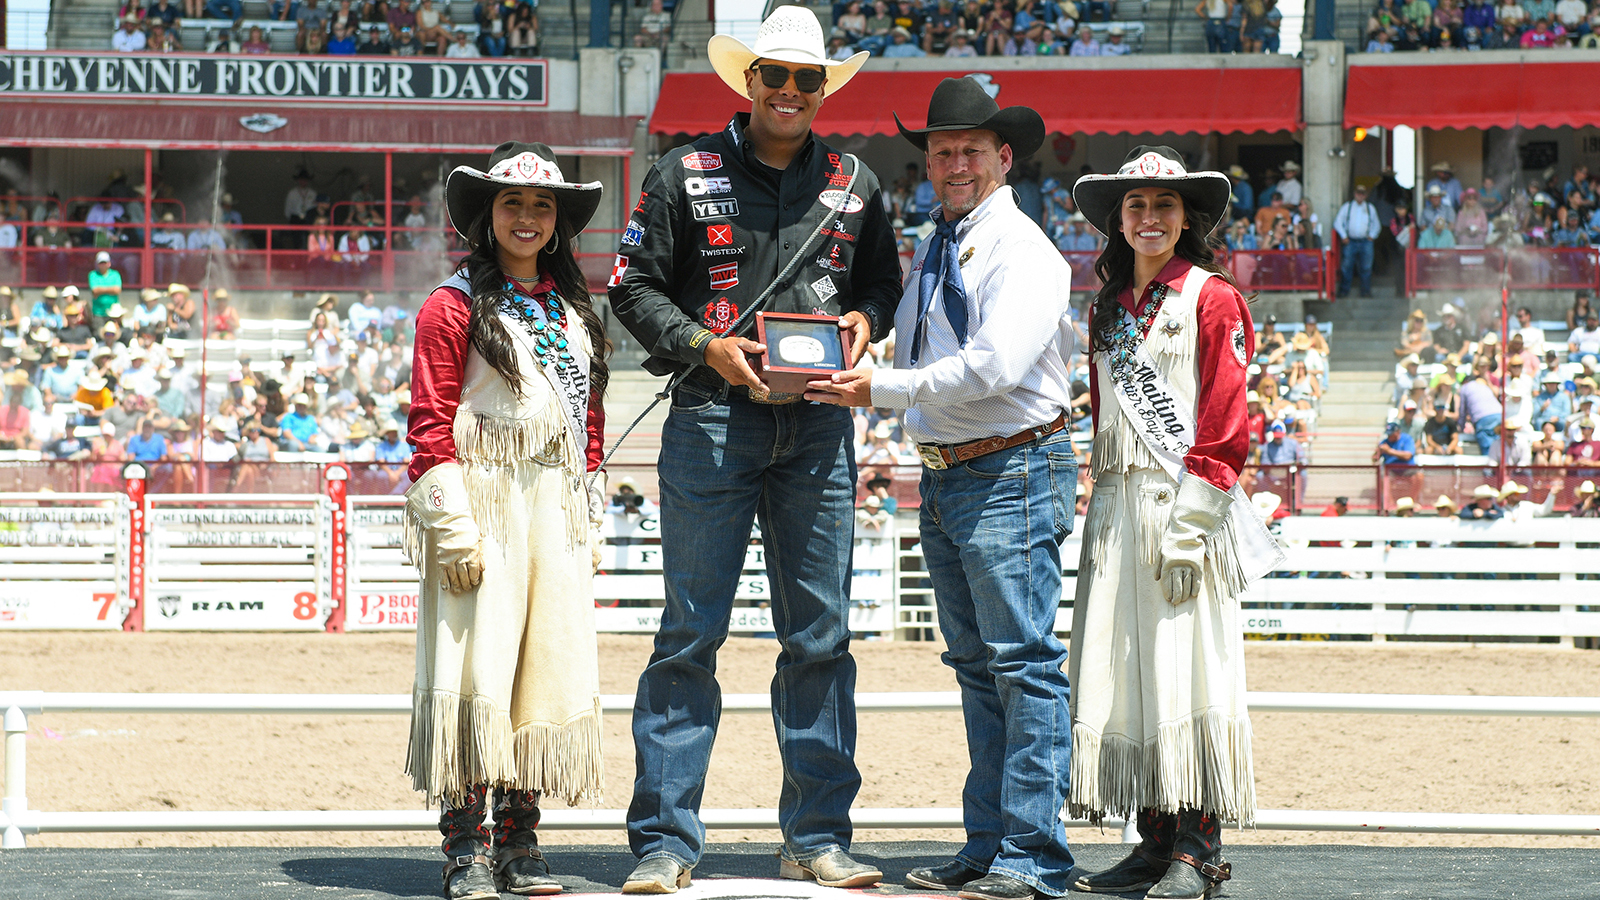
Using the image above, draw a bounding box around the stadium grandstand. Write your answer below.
[1,5,1598,887]
[2,0,1600,626]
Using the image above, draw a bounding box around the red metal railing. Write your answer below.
[6,459,1590,514]
[1406,247,1600,297]
[0,222,622,295]
[1061,249,1328,296]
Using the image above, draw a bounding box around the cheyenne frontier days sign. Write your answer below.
[0,52,547,104]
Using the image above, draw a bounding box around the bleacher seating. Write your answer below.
[175,0,481,54]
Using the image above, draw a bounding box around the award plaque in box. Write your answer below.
[752,312,849,394]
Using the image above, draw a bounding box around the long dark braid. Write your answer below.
[456,203,609,399]
[1088,205,1235,354]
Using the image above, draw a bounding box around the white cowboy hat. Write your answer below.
[707,6,868,99]
[1073,145,1232,238]
[445,140,603,243]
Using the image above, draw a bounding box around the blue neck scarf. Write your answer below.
[911,212,969,366]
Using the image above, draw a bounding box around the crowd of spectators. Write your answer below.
[822,0,1140,57]
[1381,291,1600,470]
[111,0,543,58]
[1216,160,1329,256]
[817,0,1289,57]
[0,273,419,492]
[1397,160,1600,250]
[0,165,450,272]
[1364,0,1600,50]
[884,160,1105,257]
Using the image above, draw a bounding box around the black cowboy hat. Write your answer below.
[1072,145,1232,238]
[894,76,1045,158]
[444,141,603,242]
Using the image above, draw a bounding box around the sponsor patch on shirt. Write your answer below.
[820,219,854,242]
[682,152,723,171]
[818,190,864,214]
[815,244,849,273]
[684,176,733,196]
[810,275,838,304]
[706,224,734,246]
[692,199,739,220]
[607,254,628,288]
[702,296,739,334]
[622,219,645,246]
[708,262,739,290]
[1231,317,1249,367]
[701,246,744,257]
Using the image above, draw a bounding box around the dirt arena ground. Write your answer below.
[1,634,1595,850]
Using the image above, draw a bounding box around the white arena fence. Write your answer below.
[2,690,1598,848]
[3,476,1600,645]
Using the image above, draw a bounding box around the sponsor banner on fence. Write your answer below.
[0,582,125,630]
[0,52,548,104]
[345,589,421,631]
[143,584,327,631]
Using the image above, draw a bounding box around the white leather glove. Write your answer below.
[404,462,485,594]
[1156,475,1233,605]
[587,470,607,573]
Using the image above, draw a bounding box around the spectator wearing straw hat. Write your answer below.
[0,370,34,450]
[1433,493,1459,516]
[112,13,147,51]
[134,288,167,335]
[1461,484,1503,520]
[1425,160,1463,209]
[1571,481,1599,516]
[209,288,239,339]
[278,392,321,451]
[165,284,195,339]
[38,347,79,401]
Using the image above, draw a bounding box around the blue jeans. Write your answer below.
[1471,412,1501,455]
[205,0,241,18]
[629,378,861,867]
[918,429,1077,895]
[1338,237,1373,296]
[1204,18,1229,52]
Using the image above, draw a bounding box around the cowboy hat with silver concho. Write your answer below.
[707,6,869,98]
[1073,145,1232,238]
[444,141,603,243]
[894,75,1045,158]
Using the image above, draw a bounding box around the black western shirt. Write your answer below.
[609,114,904,377]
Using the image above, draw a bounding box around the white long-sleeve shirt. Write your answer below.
[871,187,1076,445]
[1334,199,1380,241]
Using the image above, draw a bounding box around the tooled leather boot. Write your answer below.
[493,788,562,895]
[1145,809,1231,900]
[440,785,497,900]
[1072,808,1172,893]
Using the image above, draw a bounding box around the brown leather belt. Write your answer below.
[916,412,1067,470]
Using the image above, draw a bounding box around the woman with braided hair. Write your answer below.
[404,141,609,900]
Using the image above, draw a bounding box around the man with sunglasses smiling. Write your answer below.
[609,5,903,896]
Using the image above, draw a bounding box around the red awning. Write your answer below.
[1345,60,1600,131]
[651,66,1301,137]
[0,101,637,154]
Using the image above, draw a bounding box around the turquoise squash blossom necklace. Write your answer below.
[506,276,574,372]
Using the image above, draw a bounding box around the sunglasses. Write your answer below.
[751,63,825,94]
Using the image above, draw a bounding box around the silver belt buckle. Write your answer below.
[917,444,948,470]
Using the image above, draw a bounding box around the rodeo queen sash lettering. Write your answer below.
[1103,268,1286,581]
